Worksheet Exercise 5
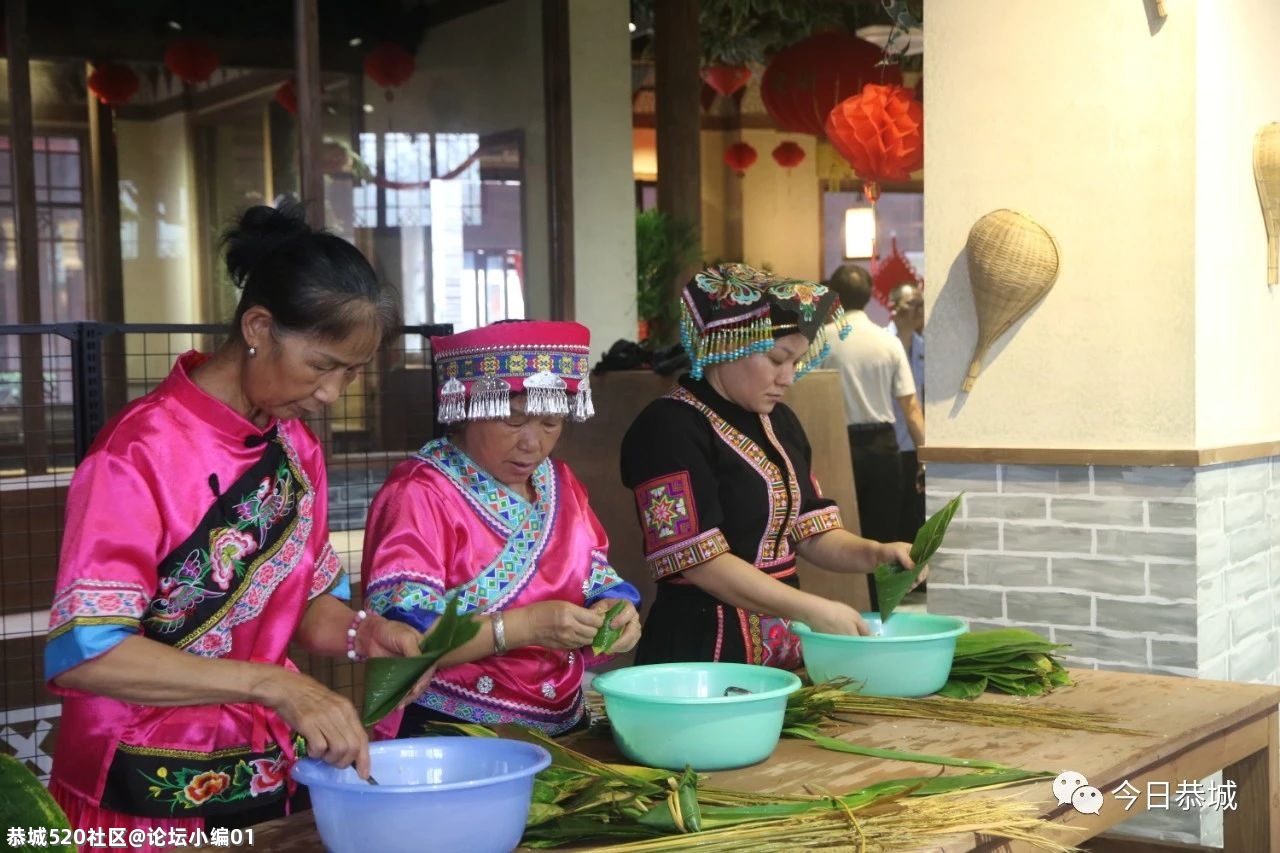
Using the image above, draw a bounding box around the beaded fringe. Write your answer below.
[439,372,596,423]
[573,373,594,422]
[524,369,570,416]
[467,375,512,421]
[684,308,853,380]
[437,377,467,423]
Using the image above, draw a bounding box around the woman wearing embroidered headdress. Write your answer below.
[363,321,642,737]
[620,264,919,667]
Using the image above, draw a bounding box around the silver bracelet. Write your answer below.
[491,611,508,656]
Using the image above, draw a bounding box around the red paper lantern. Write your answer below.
[275,79,297,115]
[760,33,901,137]
[164,38,220,85]
[771,141,805,169]
[825,83,923,202]
[724,142,758,176]
[701,64,751,98]
[364,42,415,100]
[87,63,140,106]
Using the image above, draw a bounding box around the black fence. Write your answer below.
[0,321,451,779]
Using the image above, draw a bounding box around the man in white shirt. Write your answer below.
[887,283,926,544]
[823,265,925,606]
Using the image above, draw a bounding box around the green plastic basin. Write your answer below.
[792,612,968,697]
[591,662,801,771]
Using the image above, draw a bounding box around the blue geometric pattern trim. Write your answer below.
[414,438,558,614]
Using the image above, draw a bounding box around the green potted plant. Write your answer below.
[635,209,699,349]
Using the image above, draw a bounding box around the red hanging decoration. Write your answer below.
[164,38,220,85]
[724,142,758,177]
[771,141,805,170]
[364,42,415,101]
[275,79,298,115]
[700,64,751,98]
[825,83,923,203]
[760,33,901,137]
[87,63,140,107]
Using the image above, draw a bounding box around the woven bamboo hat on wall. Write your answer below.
[963,209,1061,392]
[1253,122,1280,287]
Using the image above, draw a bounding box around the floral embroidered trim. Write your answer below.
[647,528,731,580]
[48,579,150,639]
[104,735,304,818]
[668,386,797,564]
[309,542,345,600]
[633,471,699,552]
[186,430,314,657]
[790,507,843,543]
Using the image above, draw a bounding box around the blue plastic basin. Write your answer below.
[291,737,550,853]
[591,662,801,771]
[792,612,968,697]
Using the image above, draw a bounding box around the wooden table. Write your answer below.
[215,669,1280,852]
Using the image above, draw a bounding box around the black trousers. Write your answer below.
[848,424,902,610]
[897,449,926,544]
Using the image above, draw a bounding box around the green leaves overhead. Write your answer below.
[875,493,963,622]
[360,596,481,728]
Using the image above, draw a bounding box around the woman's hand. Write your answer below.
[800,597,872,637]
[361,614,423,659]
[359,614,437,708]
[508,600,603,650]
[252,669,372,778]
[588,598,641,655]
[877,542,926,588]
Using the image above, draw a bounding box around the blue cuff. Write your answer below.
[585,580,642,609]
[329,572,352,602]
[45,623,135,682]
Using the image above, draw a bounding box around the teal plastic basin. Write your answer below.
[792,612,968,697]
[591,662,801,771]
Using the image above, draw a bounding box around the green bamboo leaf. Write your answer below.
[592,601,628,655]
[784,726,1020,771]
[936,676,987,700]
[360,596,482,727]
[875,494,963,622]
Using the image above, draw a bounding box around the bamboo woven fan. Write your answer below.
[1253,122,1280,287]
[963,209,1061,392]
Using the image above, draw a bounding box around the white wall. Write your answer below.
[116,113,199,324]
[1193,0,1280,446]
[925,0,1197,448]
[569,0,637,352]
[739,129,820,281]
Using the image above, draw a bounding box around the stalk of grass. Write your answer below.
[573,791,1078,852]
[786,679,1149,736]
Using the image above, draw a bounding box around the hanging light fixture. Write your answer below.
[844,207,876,260]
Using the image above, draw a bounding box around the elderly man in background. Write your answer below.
[887,283,926,544]
[823,265,925,605]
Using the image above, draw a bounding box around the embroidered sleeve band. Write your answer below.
[309,543,348,601]
[789,506,843,543]
[647,528,731,581]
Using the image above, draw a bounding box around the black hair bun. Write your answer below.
[222,203,312,290]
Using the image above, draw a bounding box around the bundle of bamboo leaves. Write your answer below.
[783,679,1147,736]
[939,628,1074,699]
[438,723,1076,851]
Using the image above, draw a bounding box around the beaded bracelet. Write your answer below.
[346,609,369,662]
